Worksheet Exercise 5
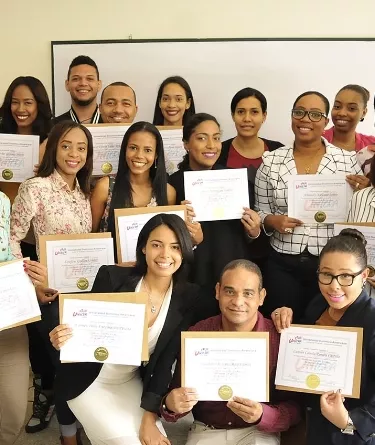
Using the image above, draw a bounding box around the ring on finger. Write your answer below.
[274,311,279,316]
[285,228,293,234]
[355,182,360,189]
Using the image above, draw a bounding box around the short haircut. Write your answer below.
[67,55,99,80]
[337,84,370,107]
[231,87,267,114]
[320,228,367,270]
[219,259,263,290]
[100,82,136,104]
[293,91,330,115]
[37,121,93,197]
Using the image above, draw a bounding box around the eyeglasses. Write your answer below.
[291,109,327,122]
[317,268,366,287]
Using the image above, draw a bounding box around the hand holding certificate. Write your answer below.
[39,233,115,293]
[59,292,148,365]
[0,259,41,331]
[0,133,39,182]
[157,127,185,175]
[182,332,269,402]
[288,174,353,224]
[275,325,363,397]
[184,169,249,222]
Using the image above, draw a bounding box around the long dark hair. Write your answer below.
[0,76,52,141]
[134,214,194,285]
[38,121,93,197]
[178,113,221,171]
[152,76,196,125]
[107,122,168,238]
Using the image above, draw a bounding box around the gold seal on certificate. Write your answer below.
[218,385,233,400]
[2,169,13,180]
[76,277,89,291]
[101,162,113,174]
[94,347,109,361]
[306,374,320,389]
[314,211,326,223]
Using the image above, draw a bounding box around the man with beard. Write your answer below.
[54,55,102,124]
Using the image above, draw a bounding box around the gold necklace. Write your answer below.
[143,279,169,314]
[294,146,324,174]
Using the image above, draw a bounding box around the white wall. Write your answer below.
[1,0,375,102]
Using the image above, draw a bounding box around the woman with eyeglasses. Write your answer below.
[271,228,375,445]
[254,91,362,321]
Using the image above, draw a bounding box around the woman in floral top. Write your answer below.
[10,120,93,445]
[0,191,47,445]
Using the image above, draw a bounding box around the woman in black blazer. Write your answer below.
[216,88,283,277]
[50,214,200,445]
[169,112,261,319]
[272,228,375,445]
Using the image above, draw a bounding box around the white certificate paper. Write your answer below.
[0,260,41,330]
[275,326,360,397]
[0,133,39,182]
[116,208,185,263]
[288,174,352,224]
[60,299,146,365]
[183,336,269,402]
[158,128,185,174]
[184,169,249,221]
[334,224,375,268]
[87,125,130,176]
[45,238,115,293]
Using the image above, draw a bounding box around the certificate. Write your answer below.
[288,174,353,224]
[334,223,375,269]
[184,169,249,222]
[182,332,269,402]
[115,205,186,264]
[59,292,148,365]
[157,127,185,175]
[275,325,363,398]
[39,233,115,293]
[86,124,130,176]
[0,259,41,331]
[0,133,39,182]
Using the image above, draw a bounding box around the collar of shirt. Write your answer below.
[70,105,101,124]
[50,169,81,194]
[216,311,267,332]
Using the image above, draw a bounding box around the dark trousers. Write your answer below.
[38,302,76,425]
[21,241,55,391]
[262,248,320,322]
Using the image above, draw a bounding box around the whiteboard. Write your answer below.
[52,39,375,144]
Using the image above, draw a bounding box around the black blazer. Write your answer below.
[303,291,375,445]
[54,266,200,413]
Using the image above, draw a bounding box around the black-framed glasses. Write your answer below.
[291,109,327,122]
[317,268,366,287]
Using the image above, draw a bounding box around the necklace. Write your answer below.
[294,145,324,174]
[143,279,169,314]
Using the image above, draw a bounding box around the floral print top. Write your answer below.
[0,192,14,262]
[10,170,92,259]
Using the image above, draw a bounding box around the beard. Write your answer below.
[72,95,96,107]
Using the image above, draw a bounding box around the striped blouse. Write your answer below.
[347,187,375,222]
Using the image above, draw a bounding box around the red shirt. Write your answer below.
[323,126,375,152]
[227,142,268,169]
[161,313,300,433]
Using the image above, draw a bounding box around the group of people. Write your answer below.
[1,53,375,445]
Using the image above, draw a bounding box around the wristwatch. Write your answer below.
[341,415,355,435]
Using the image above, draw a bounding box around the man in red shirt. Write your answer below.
[161,259,300,445]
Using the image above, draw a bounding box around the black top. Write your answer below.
[169,165,252,317]
[303,291,375,445]
[54,105,102,125]
[54,266,201,413]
